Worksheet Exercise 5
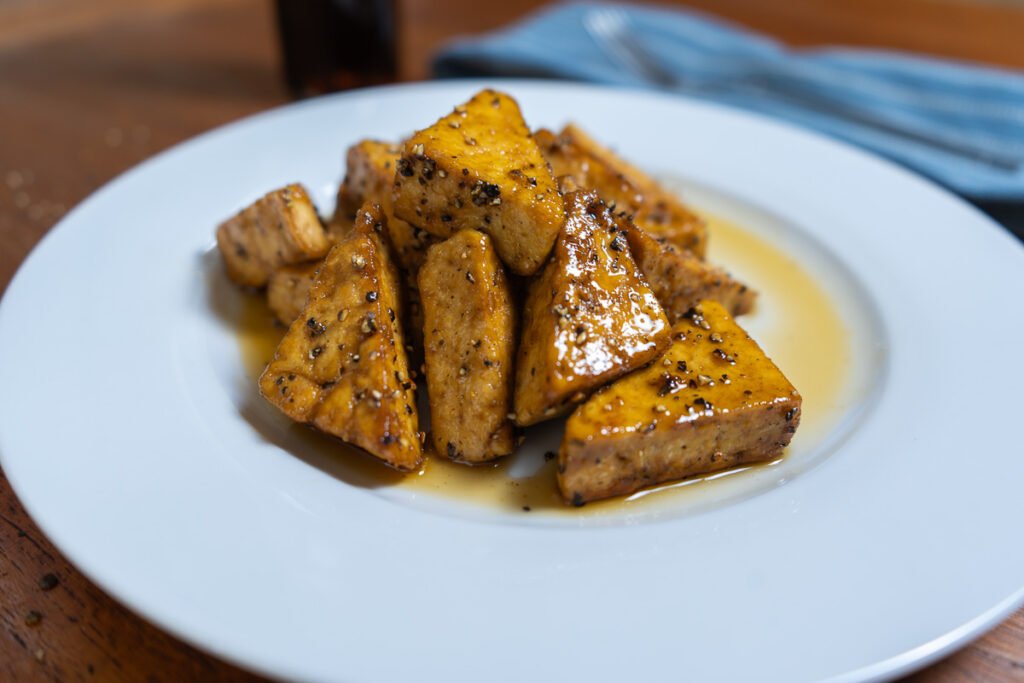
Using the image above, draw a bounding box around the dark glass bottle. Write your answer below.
[275,0,398,97]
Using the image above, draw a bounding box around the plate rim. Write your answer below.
[2,78,1023,683]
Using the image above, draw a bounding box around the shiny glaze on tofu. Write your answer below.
[559,300,801,504]
[391,89,565,276]
[624,223,756,319]
[267,261,320,325]
[419,230,517,463]
[216,183,330,287]
[535,124,707,258]
[259,203,422,471]
[513,191,671,426]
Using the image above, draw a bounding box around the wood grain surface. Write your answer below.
[1,1,1022,681]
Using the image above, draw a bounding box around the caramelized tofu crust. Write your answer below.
[267,261,320,325]
[419,230,517,463]
[513,191,671,426]
[391,89,565,276]
[259,203,422,471]
[559,301,801,504]
[535,125,707,258]
[334,139,437,273]
[216,184,330,287]
[624,223,756,319]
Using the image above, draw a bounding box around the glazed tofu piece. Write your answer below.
[259,203,422,471]
[332,140,434,358]
[559,301,801,505]
[535,125,708,258]
[216,184,330,287]
[624,223,756,319]
[419,230,517,463]
[333,139,438,273]
[391,89,565,276]
[334,140,402,224]
[513,191,671,426]
[267,261,320,325]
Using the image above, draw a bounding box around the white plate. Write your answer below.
[2,81,1023,683]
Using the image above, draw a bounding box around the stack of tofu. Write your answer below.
[216,89,801,505]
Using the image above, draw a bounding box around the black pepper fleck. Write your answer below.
[470,180,501,206]
[306,317,326,336]
[396,158,414,177]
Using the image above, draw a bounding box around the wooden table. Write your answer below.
[1,1,1022,680]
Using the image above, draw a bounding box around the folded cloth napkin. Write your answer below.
[434,1,1024,201]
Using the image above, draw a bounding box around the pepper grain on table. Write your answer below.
[1,0,1022,681]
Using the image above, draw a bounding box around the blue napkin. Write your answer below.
[434,2,1024,201]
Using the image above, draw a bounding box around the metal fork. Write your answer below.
[584,7,1020,172]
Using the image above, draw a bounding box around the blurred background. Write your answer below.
[2,0,1023,298]
[2,1,1023,681]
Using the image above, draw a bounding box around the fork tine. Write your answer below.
[584,8,679,88]
[585,9,644,78]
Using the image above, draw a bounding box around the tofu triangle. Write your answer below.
[259,202,422,471]
[392,89,565,276]
[513,191,671,426]
[623,222,756,319]
[419,229,517,463]
[559,300,802,504]
[535,124,708,258]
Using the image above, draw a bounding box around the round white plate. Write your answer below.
[2,81,1023,683]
